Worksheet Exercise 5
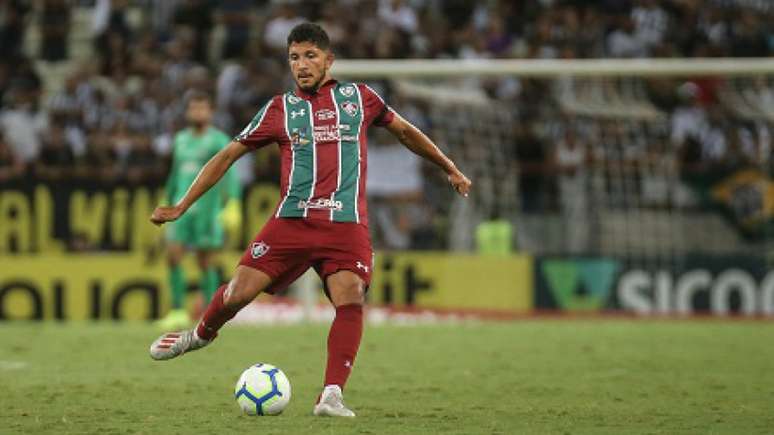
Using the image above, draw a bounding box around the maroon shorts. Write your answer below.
[239,217,373,295]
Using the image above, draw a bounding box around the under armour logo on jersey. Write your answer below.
[344,360,352,368]
[290,109,306,119]
[356,261,369,273]
[251,241,270,258]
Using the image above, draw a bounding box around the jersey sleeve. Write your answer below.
[234,97,282,149]
[359,84,395,127]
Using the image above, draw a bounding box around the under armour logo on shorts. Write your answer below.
[251,241,270,258]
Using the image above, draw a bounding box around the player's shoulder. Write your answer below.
[173,128,190,142]
[353,82,385,101]
[209,127,231,142]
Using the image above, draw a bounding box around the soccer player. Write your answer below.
[149,23,471,417]
[157,91,242,330]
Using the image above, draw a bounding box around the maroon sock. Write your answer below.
[196,284,239,340]
[323,304,364,390]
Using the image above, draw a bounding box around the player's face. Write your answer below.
[288,41,334,92]
[187,100,212,127]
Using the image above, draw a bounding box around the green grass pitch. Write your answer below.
[1,320,773,434]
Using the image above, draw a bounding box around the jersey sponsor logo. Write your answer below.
[297,198,343,211]
[338,124,351,131]
[287,94,301,104]
[290,108,306,119]
[290,127,310,147]
[313,125,340,142]
[339,86,355,97]
[250,241,270,258]
[340,101,359,117]
[341,134,358,142]
[315,109,336,121]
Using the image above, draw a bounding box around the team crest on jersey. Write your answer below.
[339,86,355,97]
[340,101,359,117]
[290,127,310,147]
[287,94,301,104]
[250,241,270,258]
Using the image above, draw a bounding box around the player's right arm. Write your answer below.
[151,98,281,226]
[150,141,251,225]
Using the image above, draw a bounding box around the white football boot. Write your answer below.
[149,329,211,361]
[313,385,356,417]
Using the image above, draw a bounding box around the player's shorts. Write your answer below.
[239,217,373,295]
[166,210,224,249]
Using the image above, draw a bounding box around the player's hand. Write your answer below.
[448,169,472,197]
[150,205,184,226]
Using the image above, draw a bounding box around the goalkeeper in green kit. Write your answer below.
[157,91,242,330]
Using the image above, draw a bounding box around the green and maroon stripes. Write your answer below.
[235,99,272,142]
[330,83,364,223]
[276,93,316,218]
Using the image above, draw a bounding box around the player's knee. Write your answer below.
[328,276,365,307]
[222,281,250,308]
[222,268,268,309]
[196,253,211,269]
[167,251,182,266]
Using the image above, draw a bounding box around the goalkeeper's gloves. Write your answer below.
[220,199,242,235]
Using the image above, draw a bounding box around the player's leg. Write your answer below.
[314,270,365,417]
[192,210,225,305]
[150,217,307,361]
[150,265,272,360]
[195,248,219,304]
[312,220,373,417]
[157,216,192,330]
[195,265,272,339]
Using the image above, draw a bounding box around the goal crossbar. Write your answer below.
[332,58,774,78]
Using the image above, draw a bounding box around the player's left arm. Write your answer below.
[150,141,250,225]
[384,114,472,197]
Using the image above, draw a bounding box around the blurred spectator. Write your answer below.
[35,121,75,181]
[93,0,132,73]
[0,0,30,59]
[39,0,71,61]
[0,84,46,163]
[173,0,215,64]
[552,128,591,253]
[608,16,648,58]
[378,0,418,34]
[0,131,25,182]
[263,2,305,55]
[514,122,550,213]
[729,10,769,57]
[219,0,253,60]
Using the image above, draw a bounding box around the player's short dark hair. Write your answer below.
[287,22,330,51]
[185,90,212,107]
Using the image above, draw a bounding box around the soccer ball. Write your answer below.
[234,363,291,416]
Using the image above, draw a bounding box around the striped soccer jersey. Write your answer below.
[235,80,395,225]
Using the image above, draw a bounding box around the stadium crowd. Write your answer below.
[0,0,772,250]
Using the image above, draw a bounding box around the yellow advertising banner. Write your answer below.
[0,253,532,320]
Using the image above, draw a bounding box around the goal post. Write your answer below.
[325,57,774,266]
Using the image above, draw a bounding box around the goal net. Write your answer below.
[334,59,774,267]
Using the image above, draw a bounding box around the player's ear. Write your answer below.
[325,49,335,68]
